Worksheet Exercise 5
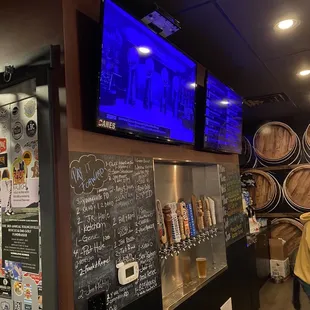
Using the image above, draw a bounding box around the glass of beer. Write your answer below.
[196,257,207,279]
[181,256,192,284]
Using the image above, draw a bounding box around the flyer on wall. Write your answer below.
[0,97,40,273]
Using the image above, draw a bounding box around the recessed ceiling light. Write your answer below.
[189,82,197,89]
[220,100,229,105]
[275,19,299,30]
[137,46,151,55]
[298,70,310,76]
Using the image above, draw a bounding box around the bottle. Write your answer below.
[170,202,181,243]
[177,203,186,240]
[180,201,190,239]
[197,199,205,232]
[163,203,181,244]
[155,200,167,246]
[200,195,210,230]
[191,194,198,230]
[186,203,196,238]
[204,196,213,228]
[163,204,173,245]
[208,197,217,226]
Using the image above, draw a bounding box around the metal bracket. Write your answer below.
[3,65,15,83]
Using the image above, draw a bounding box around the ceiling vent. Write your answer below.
[244,92,290,107]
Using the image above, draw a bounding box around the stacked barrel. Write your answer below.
[242,169,282,213]
[302,125,310,163]
[283,165,310,212]
[239,136,257,169]
[271,218,303,256]
[253,122,301,166]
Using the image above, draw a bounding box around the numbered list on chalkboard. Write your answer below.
[69,152,160,310]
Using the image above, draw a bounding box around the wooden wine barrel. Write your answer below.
[239,137,257,168]
[283,165,310,211]
[258,135,301,167]
[271,218,303,256]
[306,125,310,147]
[302,125,310,163]
[243,169,281,212]
[254,122,297,163]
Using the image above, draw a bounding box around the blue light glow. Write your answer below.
[97,0,196,143]
[204,73,242,153]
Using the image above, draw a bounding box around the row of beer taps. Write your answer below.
[156,194,218,260]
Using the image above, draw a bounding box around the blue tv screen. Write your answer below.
[204,73,243,153]
[97,0,196,144]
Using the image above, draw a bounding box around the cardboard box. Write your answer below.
[270,258,290,279]
[269,238,289,260]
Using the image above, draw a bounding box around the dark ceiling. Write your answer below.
[120,0,310,120]
[2,0,309,121]
[0,0,63,73]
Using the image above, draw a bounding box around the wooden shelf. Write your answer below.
[241,164,305,173]
[256,212,301,218]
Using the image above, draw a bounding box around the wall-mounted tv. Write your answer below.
[196,72,243,154]
[96,0,197,144]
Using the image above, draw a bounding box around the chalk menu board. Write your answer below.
[219,164,245,246]
[204,73,242,154]
[69,152,160,310]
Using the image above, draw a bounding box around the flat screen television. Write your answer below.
[96,0,197,144]
[196,72,243,154]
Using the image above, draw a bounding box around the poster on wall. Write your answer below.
[69,152,160,310]
[0,97,40,275]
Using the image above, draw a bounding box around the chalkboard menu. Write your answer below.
[204,73,242,154]
[69,152,160,310]
[219,164,245,246]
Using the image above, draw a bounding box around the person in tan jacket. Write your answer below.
[293,213,310,309]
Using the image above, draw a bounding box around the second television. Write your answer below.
[196,72,243,154]
[96,0,197,144]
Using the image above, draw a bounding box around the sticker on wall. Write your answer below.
[12,123,23,141]
[24,100,36,118]
[33,148,38,161]
[24,304,31,310]
[23,284,32,304]
[22,152,32,167]
[22,274,41,287]
[1,170,10,180]
[1,180,13,216]
[4,262,22,282]
[13,282,22,297]
[0,278,11,299]
[0,108,8,123]
[11,107,19,120]
[30,162,39,178]
[0,300,11,310]
[25,121,36,138]
[0,155,7,168]
[23,141,37,150]
[0,139,7,153]
[12,159,26,186]
[13,301,21,310]
[14,144,21,155]
[0,124,9,133]
[0,261,5,278]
